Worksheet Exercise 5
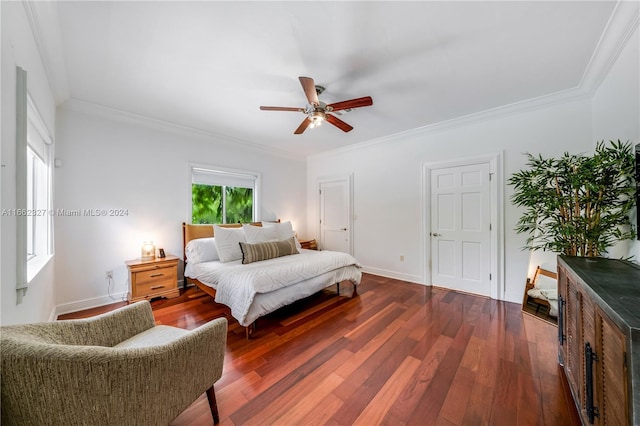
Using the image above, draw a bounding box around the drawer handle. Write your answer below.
[150,285,165,290]
[149,273,164,278]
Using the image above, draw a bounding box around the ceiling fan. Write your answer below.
[260,76,373,134]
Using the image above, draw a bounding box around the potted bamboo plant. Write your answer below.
[509,140,636,257]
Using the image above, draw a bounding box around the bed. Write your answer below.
[182,222,362,338]
[522,266,558,318]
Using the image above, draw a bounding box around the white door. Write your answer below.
[319,178,351,253]
[430,163,491,296]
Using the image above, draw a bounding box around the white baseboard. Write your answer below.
[503,290,523,304]
[55,292,129,318]
[54,279,186,318]
[361,266,424,285]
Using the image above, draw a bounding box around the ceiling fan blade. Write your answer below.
[327,96,373,112]
[294,117,312,134]
[260,106,305,112]
[299,76,319,106]
[326,114,354,133]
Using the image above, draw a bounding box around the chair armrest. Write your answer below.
[57,301,157,347]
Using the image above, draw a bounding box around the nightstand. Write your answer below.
[125,255,180,302]
[299,239,318,250]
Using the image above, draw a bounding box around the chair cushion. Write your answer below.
[113,325,189,348]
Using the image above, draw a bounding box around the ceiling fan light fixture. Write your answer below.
[309,110,326,128]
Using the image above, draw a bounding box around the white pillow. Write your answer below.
[535,274,557,290]
[262,221,294,238]
[185,237,219,264]
[243,224,279,243]
[262,221,302,250]
[213,225,246,263]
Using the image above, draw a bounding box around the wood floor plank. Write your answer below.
[436,366,476,425]
[333,317,406,380]
[331,327,417,425]
[60,273,578,426]
[244,352,348,425]
[352,356,422,426]
[389,334,454,422]
[488,358,519,425]
[270,372,344,425]
[298,392,345,426]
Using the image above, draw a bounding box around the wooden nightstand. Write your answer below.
[125,255,180,302]
[299,239,318,250]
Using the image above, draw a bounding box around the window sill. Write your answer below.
[27,254,53,283]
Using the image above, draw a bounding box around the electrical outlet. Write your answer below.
[400,255,405,262]
[105,270,113,280]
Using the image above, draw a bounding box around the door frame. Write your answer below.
[316,174,354,255]
[422,153,504,300]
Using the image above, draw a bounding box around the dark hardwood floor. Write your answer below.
[60,273,579,426]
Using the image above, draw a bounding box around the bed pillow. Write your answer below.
[213,225,246,263]
[239,237,298,264]
[262,221,302,250]
[185,237,219,264]
[535,274,557,290]
[243,224,279,243]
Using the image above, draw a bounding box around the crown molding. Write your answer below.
[579,0,640,96]
[60,98,305,161]
[309,85,591,161]
[22,0,70,104]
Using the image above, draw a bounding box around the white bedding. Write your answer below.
[186,249,362,326]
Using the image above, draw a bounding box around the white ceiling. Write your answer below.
[43,1,622,157]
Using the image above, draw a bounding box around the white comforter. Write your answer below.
[187,249,361,325]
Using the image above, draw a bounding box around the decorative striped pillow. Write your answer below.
[239,237,298,264]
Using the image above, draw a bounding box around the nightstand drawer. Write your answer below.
[135,266,177,285]
[135,278,175,297]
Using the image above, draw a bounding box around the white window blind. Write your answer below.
[191,167,257,189]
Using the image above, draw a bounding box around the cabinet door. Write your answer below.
[596,308,628,426]
[565,276,583,406]
[558,265,568,364]
[582,294,596,422]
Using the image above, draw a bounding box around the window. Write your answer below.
[15,66,54,300]
[190,166,259,224]
[25,101,53,279]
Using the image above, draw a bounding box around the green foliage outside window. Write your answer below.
[192,184,253,224]
[225,187,253,223]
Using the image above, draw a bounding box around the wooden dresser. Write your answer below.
[125,255,180,302]
[557,255,640,425]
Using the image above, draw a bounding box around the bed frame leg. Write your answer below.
[245,321,256,339]
[352,283,358,296]
[336,282,340,296]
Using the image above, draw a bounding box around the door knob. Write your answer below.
[341,228,347,231]
[431,232,441,237]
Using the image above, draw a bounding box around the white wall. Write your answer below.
[54,106,306,314]
[1,2,58,325]
[591,26,640,261]
[307,98,594,303]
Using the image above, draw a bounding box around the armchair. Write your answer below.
[1,301,227,425]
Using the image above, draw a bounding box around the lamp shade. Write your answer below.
[141,241,156,260]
